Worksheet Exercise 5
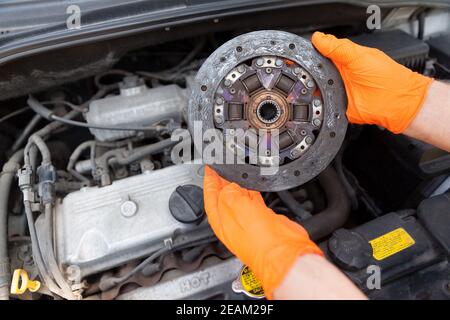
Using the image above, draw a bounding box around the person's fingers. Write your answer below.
[311,31,361,66]
[219,182,273,227]
[219,183,250,214]
[219,182,247,201]
[275,214,310,238]
[203,169,324,298]
[203,166,238,240]
[204,165,219,182]
[204,166,221,198]
[203,166,223,226]
[248,190,266,206]
[205,167,266,215]
[221,181,253,198]
[204,166,232,189]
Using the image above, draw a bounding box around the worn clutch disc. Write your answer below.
[188,30,347,191]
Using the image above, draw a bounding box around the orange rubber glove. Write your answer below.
[311,32,433,134]
[203,166,323,299]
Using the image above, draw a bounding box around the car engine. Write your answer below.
[0,1,449,301]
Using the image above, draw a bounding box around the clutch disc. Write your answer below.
[188,30,347,191]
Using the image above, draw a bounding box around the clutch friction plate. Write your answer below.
[188,30,347,191]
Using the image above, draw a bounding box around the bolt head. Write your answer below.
[314,99,321,106]
[215,97,224,105]
[66,265,81,282]
[256,58,264,66]
[275,59,283,67]
[215,116,224,124]
[237,65,246,73]
[305,136,313,144]
[224,79,232,87]
[313,119,321,127]
[307,80,315,88]
[293,67,301,74]
[291,149,300,157]
[121,200,138,217]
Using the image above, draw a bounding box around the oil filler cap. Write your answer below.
[169,185,205,224]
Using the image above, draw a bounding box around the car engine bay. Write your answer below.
[0,1,450,301]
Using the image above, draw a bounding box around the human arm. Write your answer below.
[311,32,450,152]
[404,81,450,152]
[202,32,450,300]
[203,166,366,300]
[273,254,367,300]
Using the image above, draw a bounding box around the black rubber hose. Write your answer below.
[24,201,65,298]
[28,95,160,132]
[10,115,41,153]
[115,139,177,165]
[276,191,312,220]
[43,204,76,299]
[26,135,51,164]
[300,166,351,241]
[23,134,75,299]
[96,138,176,186]
[0,150,23,300]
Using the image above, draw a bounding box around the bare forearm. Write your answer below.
[404,81,450,152]
[273,254,367,300]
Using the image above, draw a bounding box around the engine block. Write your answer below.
[40,164,204,277]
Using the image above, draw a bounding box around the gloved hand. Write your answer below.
[311,32,433,134]
[203,166,323,299]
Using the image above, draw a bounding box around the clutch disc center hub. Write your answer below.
[256,100,280,124]
[249,90,289,130]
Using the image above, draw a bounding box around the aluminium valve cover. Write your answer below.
[36,164,205,278]
[188,30,347,191]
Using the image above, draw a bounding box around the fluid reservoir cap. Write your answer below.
[328,229,373,270]
[120,75,145,89]
[169,185,205,224]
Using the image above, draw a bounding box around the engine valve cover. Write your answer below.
[188,30,347,191]
[39,164,204,278]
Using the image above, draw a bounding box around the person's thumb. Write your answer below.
[311,32,360,66]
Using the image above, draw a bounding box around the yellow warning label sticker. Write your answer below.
[239,265,265,298]
[369,227,415,261]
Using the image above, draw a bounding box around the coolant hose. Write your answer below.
[96,138,177,185]
[301,166,351,241]
[0,150,23,300]
[115,138,177,165]
[276,190,312,220]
